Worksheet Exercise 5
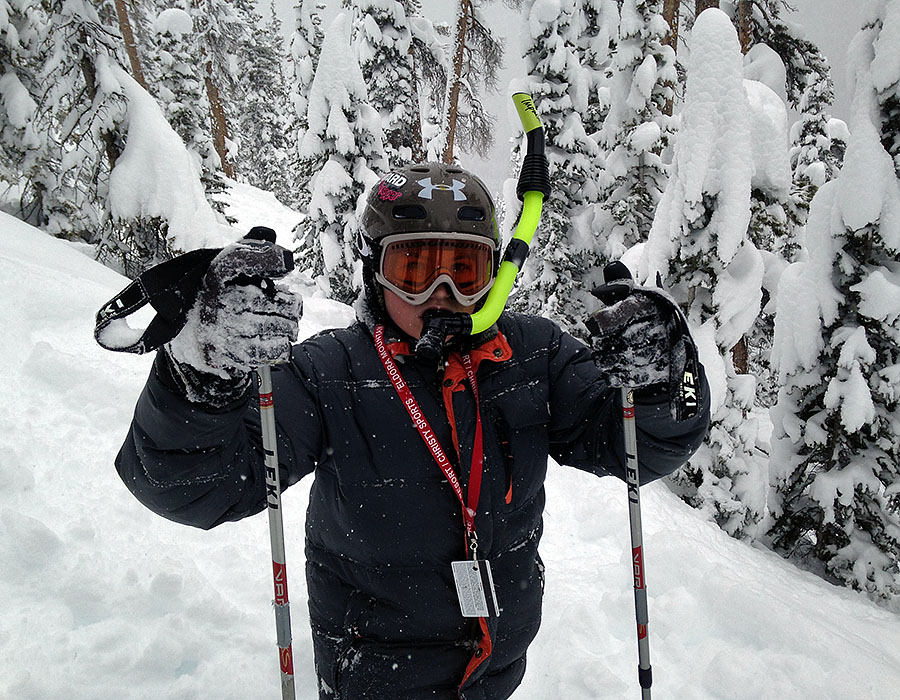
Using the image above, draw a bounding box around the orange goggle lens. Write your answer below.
[380,236,494,299]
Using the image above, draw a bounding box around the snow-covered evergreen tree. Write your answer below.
[640,8,767,539]
[510,0,614,336]
[123,0,157,73]
[288,0,325,213]
[870,0,900,174]
[140,4,232,213]
[231,0,296,204]
[741,55,794,255]
[289,1,322,125]
[579,0,619,136]
[16,1,220,274]
[597,0,676,261]
[144,7,211,166]
[34,0,132,249]
[0,0,45,222]
[736,1,833,278]
[789,69,846,224]
[188,0,250,179]
[101,56,223,265]
[407,6,450,158]
[768,1,900,600]
[727,2,821,270]
[349,0,423,167]
[138,1,238,224]
[295,12,387,304]
[734,0,831,110]
[741,77,794,406]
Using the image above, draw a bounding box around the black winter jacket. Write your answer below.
[117,312,710,699]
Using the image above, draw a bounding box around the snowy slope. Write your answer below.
[1,207,899,699]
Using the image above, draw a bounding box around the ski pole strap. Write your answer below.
[93,226,282,355]
[94,247,220,354]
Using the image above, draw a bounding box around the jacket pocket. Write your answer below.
[489,408,516,506]
[484,391,549,513]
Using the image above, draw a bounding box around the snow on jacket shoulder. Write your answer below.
[116,311,710,700]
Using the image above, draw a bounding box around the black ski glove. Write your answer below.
[165,233,301,406]
[586,262,700,419]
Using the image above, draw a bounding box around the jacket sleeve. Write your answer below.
[545,324,710,484]
[115,349,322,530]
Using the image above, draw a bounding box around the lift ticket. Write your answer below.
[451,559,500,618]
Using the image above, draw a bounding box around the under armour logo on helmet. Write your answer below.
[417,177,467,201]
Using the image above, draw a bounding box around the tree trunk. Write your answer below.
[442,0,472,164]
[204,62,235,179]
[79,47,122,170]
[732,336,749,375]
[407,40,425,162]
[114,0,146,89]
[731,1,756,372]
[695,0,719,17]
[662,0,680,116]
[736,0,754,54]
[662,0,679,52]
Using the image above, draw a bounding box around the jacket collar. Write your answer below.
[442,331,512,389]
[359,299,506,362]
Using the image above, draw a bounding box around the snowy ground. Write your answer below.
[2,194,900,699]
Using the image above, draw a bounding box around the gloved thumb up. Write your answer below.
[584,262,702,421]
[206,225,295,290]
[585,262,678,390]
[167,226,302,385]
[588,260,634,308]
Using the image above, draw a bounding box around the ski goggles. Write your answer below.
[376,233,496,306]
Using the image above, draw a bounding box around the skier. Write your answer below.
[116,162,710,699]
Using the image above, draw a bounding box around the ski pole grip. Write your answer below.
[512,93,551,200]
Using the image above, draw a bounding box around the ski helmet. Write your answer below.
[358,163,501,314]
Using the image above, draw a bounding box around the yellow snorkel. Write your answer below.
[416,93,550,358]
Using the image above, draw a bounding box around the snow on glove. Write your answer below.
[586,262,696,416]
[165,234,301,405]
[587,290,678,388]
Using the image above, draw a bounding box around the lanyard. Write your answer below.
[374,325,485,546]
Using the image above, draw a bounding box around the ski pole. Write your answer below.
[93,226,297,697]
[621,387,652,699]
[257,364,296,700]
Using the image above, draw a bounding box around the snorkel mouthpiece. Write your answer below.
[416,309,474,362]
